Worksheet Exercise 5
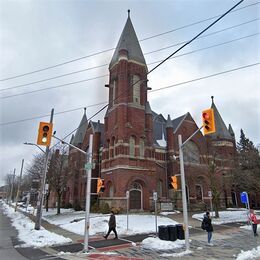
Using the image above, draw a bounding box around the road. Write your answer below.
[0,205,259,260]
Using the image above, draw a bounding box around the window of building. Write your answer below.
[195,185,203,201]
[109,184,114,197]
[139,139,144,158]
[112,80,116,105]
[129,137,135,157]
[157,180,163,197]
[183,141,200,163]
[132,75,140,105]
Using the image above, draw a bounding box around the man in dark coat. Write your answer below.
[202,211,214,245]
[103,211,118,239]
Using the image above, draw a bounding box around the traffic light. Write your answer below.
[37,122,53,146]
[202,108,216,135]
[97,178,105,193]
[168,176,178,190]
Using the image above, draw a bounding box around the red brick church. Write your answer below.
[64,13,238,211]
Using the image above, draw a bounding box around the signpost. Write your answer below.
[208,191,213,216]
[153,192,158,235]
[126,191,129,231]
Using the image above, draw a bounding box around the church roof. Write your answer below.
[210,97,232,140]
[109,11,146,69]
[72,109,88,146]
[152,111,187,147]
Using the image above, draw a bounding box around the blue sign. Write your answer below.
[240,192,248,204]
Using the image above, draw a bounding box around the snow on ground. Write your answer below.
[236,246,260,260]
[192,210,250,224]
[42,209,179,236]
[142,236,185,250]
[1,202,72,248]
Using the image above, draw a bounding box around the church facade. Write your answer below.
[64,14,239,212]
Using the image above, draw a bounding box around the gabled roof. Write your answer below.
[210,97,232,140]
[109,11,146,69]
[72,109,88,146]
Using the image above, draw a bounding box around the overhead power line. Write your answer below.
[0,102,107,126]
[0,0,257,82]
[1,32,258,99]
[1,18,258,92]
[1,62,258,127]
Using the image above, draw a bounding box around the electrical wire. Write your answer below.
[1,18,258,92]
[1,62,258,127]
[1,32,258,99]
[0,0,257,82]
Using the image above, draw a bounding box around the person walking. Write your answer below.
[249,209,258,236]
[202,211,214,245]
[103,211,118,239]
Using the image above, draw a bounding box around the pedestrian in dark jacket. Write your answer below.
[103,211,118,239]
[202,211,214,245]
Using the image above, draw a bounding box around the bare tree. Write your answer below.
[47,144,69,214]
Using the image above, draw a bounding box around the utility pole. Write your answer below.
[35,108,54,230]
[84,134,93,252]
[15,159,24,211]
[52,133,93,252]
[9,168,16,205]
[178,135,189,251]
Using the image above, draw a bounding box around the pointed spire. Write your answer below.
[69,134,74,144]
[228,124,235,138]
[210,98,232,140]
[166,114,173,128]
[72,108,88,145]
[145,101,152,114]
[109,12,146,69]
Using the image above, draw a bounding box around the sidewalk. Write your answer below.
[17,209,260,259]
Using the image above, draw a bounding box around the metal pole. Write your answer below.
[15,159,24,211]
[84,134,93,252]
[155,200,158,236]
[35,108,54,230]
[9,168,16,205]
[178,134,190,251]
[126,191,129,231]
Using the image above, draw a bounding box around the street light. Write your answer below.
[24,142,46,154]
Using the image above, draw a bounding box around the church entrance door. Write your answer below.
[129,182,143,210]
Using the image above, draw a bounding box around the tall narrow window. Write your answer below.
[112,80,116,105]
[129,137,135,157]
[132,75,140,105]
[139,139,144,158]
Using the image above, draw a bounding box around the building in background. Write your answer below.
[64,13,240,212]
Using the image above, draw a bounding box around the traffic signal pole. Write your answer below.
[35,108,54,230]
[178,126,203,251]
[52,133,93,252]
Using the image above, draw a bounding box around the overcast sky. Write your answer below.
[0,0,259,186]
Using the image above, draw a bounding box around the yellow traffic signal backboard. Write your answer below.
[37,122,53,146]
[202,108,216,135]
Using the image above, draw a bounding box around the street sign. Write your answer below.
[208,191,212,197]
[240,191,248,204]
[85,163,92,170]
[153,192,158,201]
[126,191,129,199]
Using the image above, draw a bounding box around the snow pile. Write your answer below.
[2,203,72,247]
[236,246,260,260]
[44,212,179,236]
[142,236,185,250]
[192,210,249,224]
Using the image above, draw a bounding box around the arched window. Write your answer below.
[195,184,203,201]
[129,137,135,157]
[139,139,144,158]
[183,141,200,163]
[132,75,140,105]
